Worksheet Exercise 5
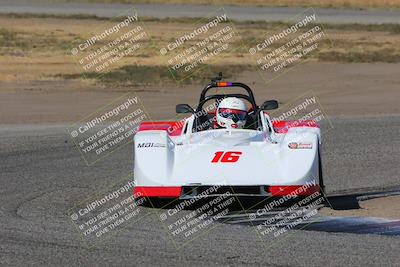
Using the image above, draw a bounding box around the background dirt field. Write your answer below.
[1,15,399,123]
[43,0,400,9]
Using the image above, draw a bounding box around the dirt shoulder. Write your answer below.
[1,62,399,124]
[320,195,400,220]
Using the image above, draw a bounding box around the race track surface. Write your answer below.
[1,115,399,266]
[1,0,400,24]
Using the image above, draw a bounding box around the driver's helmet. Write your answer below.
[216,97,247,129]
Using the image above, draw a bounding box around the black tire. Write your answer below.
[318,148,327,205]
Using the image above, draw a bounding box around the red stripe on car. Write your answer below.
[133,186,182,197]
[268,185,320,196]
[138,121,184,136]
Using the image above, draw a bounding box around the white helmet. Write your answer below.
[216,97,248,129]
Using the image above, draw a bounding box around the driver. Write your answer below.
[216,97,248,129]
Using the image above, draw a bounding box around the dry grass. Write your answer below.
[55,0,400,9]
[1,14,400,84]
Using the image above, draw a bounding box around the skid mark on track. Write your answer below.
[219,190,400,236]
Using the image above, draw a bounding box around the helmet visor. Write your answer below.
[218,108,247,121]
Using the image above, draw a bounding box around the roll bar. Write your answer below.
[197,73,258,112]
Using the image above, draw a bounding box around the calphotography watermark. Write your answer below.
[269,91,333,133]
[159,8,241,81]
[154,184,241,248]
[249,8,331,83]
[247,181,326,240]
[257,90,332,168]
[68,92,149,165]
[69,174,149,248]
[71,8,149,75]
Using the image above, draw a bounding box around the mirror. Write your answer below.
[176,104,194,114]
[261,100,278,110]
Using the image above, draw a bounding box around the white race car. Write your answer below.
[133,76,323,201]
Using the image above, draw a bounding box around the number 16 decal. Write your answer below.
[211,151,242,163]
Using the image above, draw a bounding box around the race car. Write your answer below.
[133,75,323,200]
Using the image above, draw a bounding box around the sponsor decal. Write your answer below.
[288,142,312,149]
[288,142,298,149]
[137,142,166,148]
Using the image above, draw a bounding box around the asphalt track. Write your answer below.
[1,115,400,266]
[1,1,400,24]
